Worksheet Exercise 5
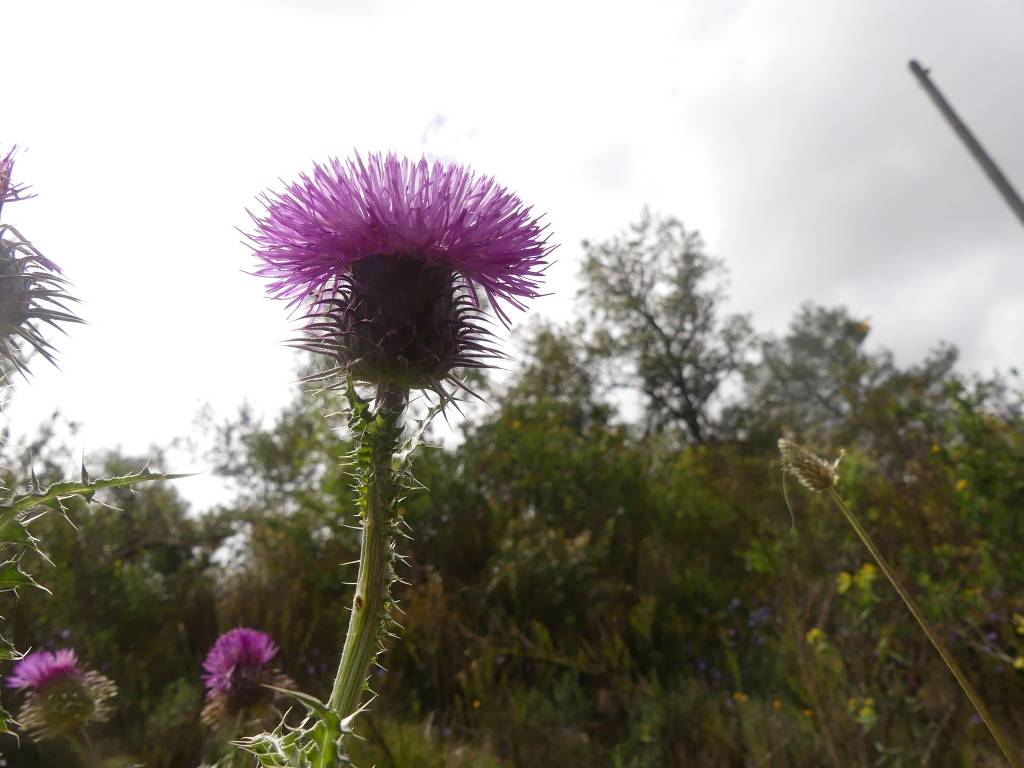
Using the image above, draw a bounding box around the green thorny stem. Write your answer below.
[825,487,1021,767]
[328,381,409,724]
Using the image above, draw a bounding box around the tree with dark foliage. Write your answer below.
[579,210,754,442]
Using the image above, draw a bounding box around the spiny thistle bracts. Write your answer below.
[247,152,554,391]
[0,147,82,376]
[6,649,117,739]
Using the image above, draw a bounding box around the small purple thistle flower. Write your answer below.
[248,152,555,390]
[202,627,278,697]
[6,649,80,690]
[201,628,293,727]
[6,648,117,739]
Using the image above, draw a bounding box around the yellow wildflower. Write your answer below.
[1012,613,1024,635]
[852,697,878,731]
[855,562,877,590]
[836,571,852,595]
[733,691,749,703]
[805,627,826,646]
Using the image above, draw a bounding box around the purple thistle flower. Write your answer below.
[202,627,278,696]
[250,152,552,317]
[248,152,555,390]
[6,648,117,739]
[201,628,293,727]
[6,649,80,690]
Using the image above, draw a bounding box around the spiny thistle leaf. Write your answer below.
[232,700,355,768]
[6,466,192,514]
[393,396,449,467]
[342,376,371,424]
[0,631,22,661]
[0,557,50,594]
[263,685,337,724]
[0,506,41,550]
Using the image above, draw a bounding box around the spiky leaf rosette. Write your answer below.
[248,152,553,392]
[0,147,82,378]
[6,649,117,740]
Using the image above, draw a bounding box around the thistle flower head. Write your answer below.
[202,627,278,694]
[0,146,82,377]
[6,649,117,739]
[201,628,293,727]
[6,648,80,690]
[248,152,554,391]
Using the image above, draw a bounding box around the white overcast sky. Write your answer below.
[4,0,1023,507]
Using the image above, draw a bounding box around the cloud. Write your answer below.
[3,0,1022,507]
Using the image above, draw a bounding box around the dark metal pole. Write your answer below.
[909,59,1024,229]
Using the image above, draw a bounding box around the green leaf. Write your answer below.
[263,685,333,719]
[0,506,32,545]
[233,688,355,768]
[5,466,192,515]
[0,630,21,661]
[0,558,50,594]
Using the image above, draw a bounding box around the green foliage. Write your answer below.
[4,214,1024,765]
[12,305,1024,765]
[347,717,503,767]
[579,209,755,442]
[734,304,892,443]
[0,450,190,737]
